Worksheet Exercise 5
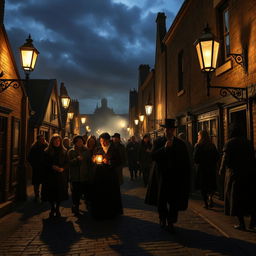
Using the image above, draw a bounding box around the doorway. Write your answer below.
[229,107,247,138]
[0,116,7,202]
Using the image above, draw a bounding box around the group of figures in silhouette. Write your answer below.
[28,118,256,233]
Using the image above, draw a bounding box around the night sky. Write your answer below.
[4,0,184,114]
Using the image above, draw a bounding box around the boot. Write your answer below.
[234,216,246,230]
[249,214,256,229]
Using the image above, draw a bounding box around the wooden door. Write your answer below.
[0,116,7,202]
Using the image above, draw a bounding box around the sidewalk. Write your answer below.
[189,193,256,255]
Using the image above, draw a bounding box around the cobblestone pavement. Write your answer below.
[0,169,255,256]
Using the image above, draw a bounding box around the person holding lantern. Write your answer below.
[91,132,123,219]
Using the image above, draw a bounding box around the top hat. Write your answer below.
[112,132,121,138]
[160,119,177,128]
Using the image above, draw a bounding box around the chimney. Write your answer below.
[138,64,150,87]
[60,82,68,96]
[0,0,5,24]
[155,12,166,53]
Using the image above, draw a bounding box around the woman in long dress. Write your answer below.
[41,134,69,218]
[194,130,219,209]
[91,132,123,219]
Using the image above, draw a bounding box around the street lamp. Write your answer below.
[194,24,248,101]
[194,24,219,73]
[67,112,74,120]
[81,117,86,124]
[60,94,71,109]
[139,114,145,122]
[134,119,139,125]
[20,35,39,76]
[0,34,39,93]
[145,102,153,116]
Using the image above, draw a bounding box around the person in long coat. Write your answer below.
[138,134,152,187]
[112,133,126,185]
[194,130,219,209]
[68,135,91,215]
[41,134,69,218]
[219,124,256,230]
[28,134,48,201]
[151,119,190,233]
[126,136,139,180]
[91,132,123,219]
[85,135,97,204]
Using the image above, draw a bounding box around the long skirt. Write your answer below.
[91,165,123,219]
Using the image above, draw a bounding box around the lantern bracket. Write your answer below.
[206,72,248,102]
[0,71,29,93]
[228,52,247,72]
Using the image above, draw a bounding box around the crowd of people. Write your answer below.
[28,132,124,220]
[27,119,256,233]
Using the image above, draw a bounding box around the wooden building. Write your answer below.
[0,2,29,208]
[24,79,62,147]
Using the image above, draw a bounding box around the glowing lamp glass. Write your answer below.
[68,112,74,119]
[139,114,145,122]
[61,96,70,109]
[145,104,153,116]
[20,35,39,72]
[81,117,86,124]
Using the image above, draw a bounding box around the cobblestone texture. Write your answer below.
[0,169,255,256]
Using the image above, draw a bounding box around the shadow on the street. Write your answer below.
[122,193,156,212]
[75,213,172,256]
[74,210,256,256]
[175,226,256,256]
[40,217,82,255]
[16,199,50,221]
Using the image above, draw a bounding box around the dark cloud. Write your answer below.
[5,0,184,113]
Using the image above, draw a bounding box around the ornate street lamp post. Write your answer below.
[0,34,39,93]
[194,24,248,101]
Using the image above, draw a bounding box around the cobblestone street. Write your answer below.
[0,169,256,256]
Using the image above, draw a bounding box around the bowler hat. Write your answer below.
[112,133,121,138]
[160,119,177,128]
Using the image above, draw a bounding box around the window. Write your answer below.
[178,50,184,92]
[219,3,230,62]
[12,118,20,157]
[198,119,218,147]
[223,8,230,57]
[51,99,57,120]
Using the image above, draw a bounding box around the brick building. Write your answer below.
[136,0,256,150]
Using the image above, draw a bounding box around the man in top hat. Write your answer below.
[112,133,126,185]
[151,119,191,233]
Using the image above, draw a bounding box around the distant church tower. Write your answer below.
[101,98,108,108]
[94,98,115,115]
